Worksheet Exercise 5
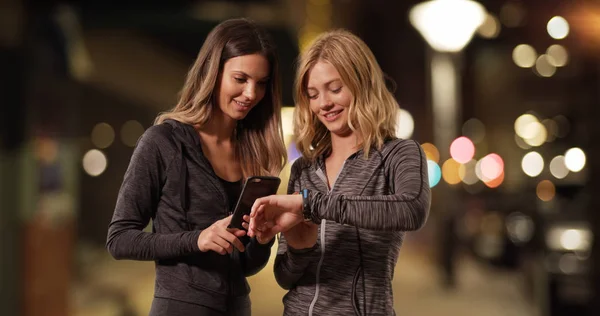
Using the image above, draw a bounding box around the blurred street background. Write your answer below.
[2,0,600,315]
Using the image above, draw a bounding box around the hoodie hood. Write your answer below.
[163,119,203,151]
[161,119,223,216]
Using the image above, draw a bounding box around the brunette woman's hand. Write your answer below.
[197,215,246,255]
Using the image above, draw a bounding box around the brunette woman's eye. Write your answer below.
[234,77,246,83]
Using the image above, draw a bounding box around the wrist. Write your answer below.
[288,243,318,254]
[255,236,275,246]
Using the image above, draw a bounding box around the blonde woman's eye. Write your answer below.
[308,94,318,100]
[331,87,342,93]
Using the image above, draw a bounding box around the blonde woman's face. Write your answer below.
[306,60,353,137]
[215,53,270,121]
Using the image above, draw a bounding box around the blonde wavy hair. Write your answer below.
[294,29,399,161]
[155,18,286,177]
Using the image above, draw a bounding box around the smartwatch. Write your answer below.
[301,188,312,222]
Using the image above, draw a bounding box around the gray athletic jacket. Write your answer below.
[106,120,273,313]
[275,138,431,315]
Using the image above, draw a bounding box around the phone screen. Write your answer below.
[228,176,280,230]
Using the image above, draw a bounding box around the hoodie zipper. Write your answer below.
[175,121,240,303]
[308,161,346,316]
[185,136,235,300]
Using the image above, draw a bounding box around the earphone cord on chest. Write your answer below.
[352,150,386,316]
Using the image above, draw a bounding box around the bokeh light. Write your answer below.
[484,171,504,188]
[477,13,501,39]
[560,229,588,251]
[522,121,547,147]
[549,155,569,179]
[522,151,544,177]
[480,153,504,181]
[83,149,107,177]
[475,159,485,181]
[442,158,461,185]
[421,143,440,164]
[396,108,415,139]
[450,136,475,164]
[91,122,115,149]
[514,114,538,138]
[506,212,534,244]
[512,44,537,68]
[546,44,568,67]
[547,16,569,40]
[458,159,478,185]
[536,180,556,201]
[428,160,442,188]
[564,147,586,172]
[534,55,557,77]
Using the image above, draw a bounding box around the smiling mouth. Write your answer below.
[234,100,251,108]
[323,110,343,119]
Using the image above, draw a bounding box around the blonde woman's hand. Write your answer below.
[197,215,246,255]
[242,215,274,245]
[247,194,304,239]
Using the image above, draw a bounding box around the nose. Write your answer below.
[319,95,333,110]
[243,83,257,102]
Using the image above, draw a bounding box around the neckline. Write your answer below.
[217,176,243,184]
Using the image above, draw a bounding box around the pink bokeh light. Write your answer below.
[450,136,475,164]
[481,153,504,181]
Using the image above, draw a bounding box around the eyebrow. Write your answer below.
[231,71,270,81]
[306,78,342,90]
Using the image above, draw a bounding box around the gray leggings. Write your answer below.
[149,297,251,316]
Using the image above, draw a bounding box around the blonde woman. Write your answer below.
[247,30,430,315]
[107,18,286,316]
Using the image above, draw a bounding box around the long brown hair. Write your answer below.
[156,18,286,177]
[294,30,399,161]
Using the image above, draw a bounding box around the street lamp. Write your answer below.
[409,0,486,289]
[409,0,486,161]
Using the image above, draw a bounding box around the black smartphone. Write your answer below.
[228,176,281,230]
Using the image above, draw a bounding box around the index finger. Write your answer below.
[251,196,269,218]
[228,233,246,252]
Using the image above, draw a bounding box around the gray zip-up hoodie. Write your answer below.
[106,119,274,312]
[275,138,430,315]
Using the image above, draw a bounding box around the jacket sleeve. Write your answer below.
[274,160,320,290]
[106,127,201,260]
[307,140,430,231]
[240,235,275,277]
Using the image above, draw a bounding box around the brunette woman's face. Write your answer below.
[306,60,353,137]
[215,54,270,121]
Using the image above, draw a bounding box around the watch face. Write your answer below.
[302,189,311,220]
